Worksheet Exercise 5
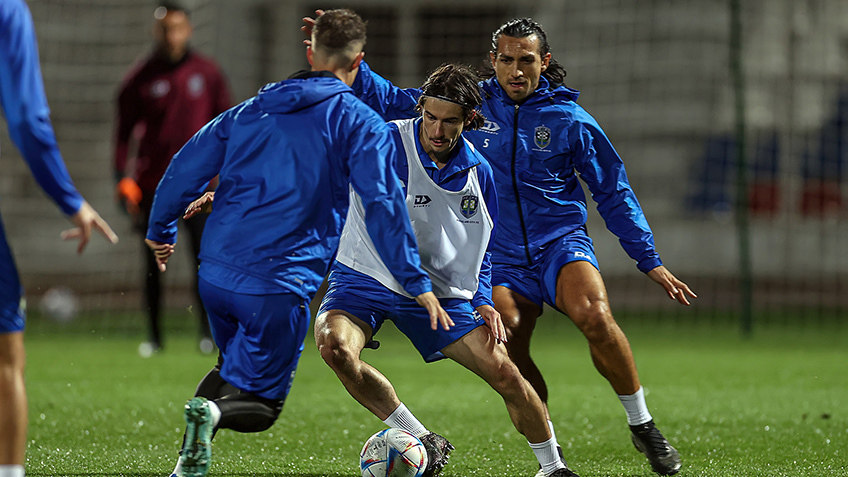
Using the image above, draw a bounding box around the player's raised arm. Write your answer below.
[344,107,435,301]
[145,110,231,249]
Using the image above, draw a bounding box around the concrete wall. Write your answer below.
[2,0,846,311]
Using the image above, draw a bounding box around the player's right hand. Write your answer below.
[414,291,454,331]
[144,238,175,272]
[301,9,325,46]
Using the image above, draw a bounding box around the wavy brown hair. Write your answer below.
[416,63,486,130]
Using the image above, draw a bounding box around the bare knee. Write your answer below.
[571,303,619,345]
[485,358,530,398]
[316,332,355,369]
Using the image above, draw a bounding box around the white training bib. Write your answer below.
[336,118,493,299]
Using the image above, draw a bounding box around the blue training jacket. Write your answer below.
[146,71,432,300]
[353,62,662,273]
[0,0,84,216]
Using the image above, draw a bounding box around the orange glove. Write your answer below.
[116,177,142,215]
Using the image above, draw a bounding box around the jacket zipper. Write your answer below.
[510,103,533,266]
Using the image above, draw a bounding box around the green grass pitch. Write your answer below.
[23,314,846,476]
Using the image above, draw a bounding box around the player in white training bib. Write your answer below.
[314,63,574,477]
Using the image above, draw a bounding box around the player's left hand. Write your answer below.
[61,201,119,254]
[647,265,697,305]
[475,304,506,344]
[183,191,215,219]
[144,238,175,272]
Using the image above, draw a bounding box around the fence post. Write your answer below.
[730,0,753,338]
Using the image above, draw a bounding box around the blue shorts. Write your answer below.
[492,227,599,310]
[1,218,25,334]
[318,264,484,362]
[198,277,310,401]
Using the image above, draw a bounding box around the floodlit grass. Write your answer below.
[23,313,847,476]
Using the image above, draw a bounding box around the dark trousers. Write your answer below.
[141,207,211,347]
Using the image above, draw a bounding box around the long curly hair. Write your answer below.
[487,17,567,87]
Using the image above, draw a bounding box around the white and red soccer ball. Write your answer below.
[360,428,428,477]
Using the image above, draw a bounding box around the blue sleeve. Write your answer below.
[471,159,499,309]
[0,0,83,216]
[352,61,421,121]
[145,109,232,244]
[571,119,662,273]
[345,103,432,297]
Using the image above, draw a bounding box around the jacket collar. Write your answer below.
[482,74,580,106]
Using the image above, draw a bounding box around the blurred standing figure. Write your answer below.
[0,1,119,476]
[114,1,231,355]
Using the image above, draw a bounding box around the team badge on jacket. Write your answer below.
[534,125,552,149]
[460,195,479,218]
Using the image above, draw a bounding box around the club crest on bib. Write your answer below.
[460,195,479,218]
[534,125,551,149]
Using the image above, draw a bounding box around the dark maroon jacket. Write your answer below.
[114,50,231,195]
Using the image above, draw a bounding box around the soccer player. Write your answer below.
[313,13,697,477]
[144,9,449,477]
[1,2,119,476]
[311,61,578,477]
[114,1,231,355]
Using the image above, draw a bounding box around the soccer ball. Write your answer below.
[360,428,428,477]
[39,287,78,323]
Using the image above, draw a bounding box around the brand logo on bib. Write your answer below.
[480,120,501,134]
[460,195,479,218]
[414,195,432,206]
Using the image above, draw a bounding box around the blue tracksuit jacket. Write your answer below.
[146,71,431,300]
[353,61,662,273]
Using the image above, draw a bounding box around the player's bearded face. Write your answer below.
[491,34,551,103]
[419,98,467,164]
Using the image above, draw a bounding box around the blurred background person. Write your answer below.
[1,1,119,476]
[113,1,231,356]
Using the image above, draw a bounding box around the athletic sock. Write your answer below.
[207,399,222,428]
[529,436,566,475]
[382,403,428,437]
[547,419,557,442]
[618,386,653,426]
[0,465,25,477]
[170,455,183,476]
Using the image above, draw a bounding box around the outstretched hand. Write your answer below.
[414,291,454,331]
[183,191,215,219]
[300,9,324,46]
[61,201,119,254]
[475,304,506,344]
[647,265,697,305]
